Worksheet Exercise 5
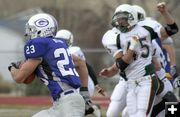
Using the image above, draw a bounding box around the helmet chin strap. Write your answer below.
[118,24,130,33]
[119,26,129,33]
[118,24,136,33]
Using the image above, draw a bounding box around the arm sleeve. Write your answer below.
[86,62,98,85]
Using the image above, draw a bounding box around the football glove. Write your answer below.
[8,60,23,71]
[79,87,94,115]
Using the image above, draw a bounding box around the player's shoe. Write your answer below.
[92,104,102,117]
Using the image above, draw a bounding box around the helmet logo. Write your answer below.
[35,18,49,27]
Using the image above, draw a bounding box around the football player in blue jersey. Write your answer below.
[56,29,105,117]
[8,13,85,117]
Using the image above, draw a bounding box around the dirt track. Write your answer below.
[0,96,110,107]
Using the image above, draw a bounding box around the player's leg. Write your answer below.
[136,75,159,117]
[88,77,95,97]
[122,107,129,117]
[151,78,178,116]
[126,88,137,117]
[32,109,54,117]
[87,76,102,117]
[106,78,127,117]
[151,91,178,117]
[32,92,85,117]
[54,92,85,117]
[57,91,85,117]
[157,110,165,117]
[92,104,102,117]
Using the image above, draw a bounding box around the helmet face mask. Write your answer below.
[25,13,58,39]
[112,12,129,33]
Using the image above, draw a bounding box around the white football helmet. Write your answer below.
[132,5,146,21]
[55,29,74,46]
[25,13,58,39]
[112,4,138,33]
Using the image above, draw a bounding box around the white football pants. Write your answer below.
[32,90,85,117]
[106,77,128,117]
[126,75,159,117]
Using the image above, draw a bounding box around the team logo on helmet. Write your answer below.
[35,18,49,27]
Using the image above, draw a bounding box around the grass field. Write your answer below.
[0,105,108,117]
[0,96,110,117]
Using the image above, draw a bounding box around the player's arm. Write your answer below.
[85,62,106,96]
[86,62,98,85]
[9,59,41,83]
[157,2,178,40]
[72,54,95,109]
[162,44,176,66]
[116,36,139,71]
[9,38,47,83]
[99,63,119,77]
[152,57,162,71]
[72,54,89,87]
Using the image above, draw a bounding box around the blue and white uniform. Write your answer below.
[25,37,85,117]
[24,37,81,100]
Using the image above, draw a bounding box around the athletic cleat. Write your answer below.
[92,104,102,117]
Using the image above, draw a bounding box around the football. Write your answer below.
[23,72,36,84]
[19,60,36,84]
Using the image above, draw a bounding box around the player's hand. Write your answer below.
[95,85,106,96]
[129,35,139,51]
[80,87,91,102]
[170,66,180,88]
[8,60,23,71]
[79,87,95,115]
[165,72,173,80]
[170,66,179,79]
[157,2,168,14]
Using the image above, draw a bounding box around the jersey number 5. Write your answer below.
[139,38,150,58]
[127,37,150,60]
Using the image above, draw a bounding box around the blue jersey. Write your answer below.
[155,38,171,73]
[24,37,81,100]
